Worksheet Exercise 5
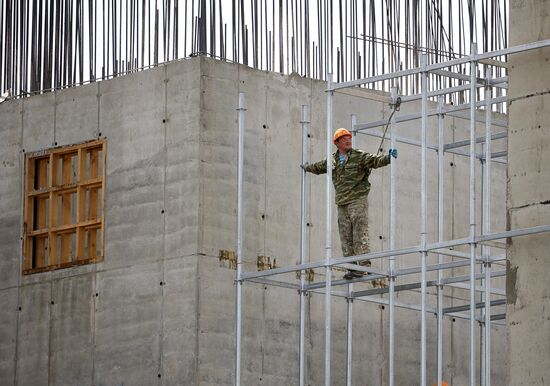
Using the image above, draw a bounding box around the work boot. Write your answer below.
[359,259,372,268]
[343,270,364,280]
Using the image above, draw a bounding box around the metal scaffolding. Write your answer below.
[234,39,550,386]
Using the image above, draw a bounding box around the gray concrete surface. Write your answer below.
[507,1,550,384]
[0,56,510,385]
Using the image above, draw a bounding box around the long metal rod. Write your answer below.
[309,259,474,292]
[443,299,505,315]
[446,282,505,297]
[346,283,353,386]
[401,83,482,103]
[353,270,507,298]
[247,277,301,290]
[299,104,309,386]
[484,67,493,386]
[324,73,334,386]
[420,53,428,386]
[354,96,508,132]
[235,92,245,386]
[307,285,507,324]
[469,43,478,386]
[430,248,505,263]
[356,129,508,164]
[436,95,445,386]
[445,131,507,151]
[388,87,397,386]
[346,113,357,386]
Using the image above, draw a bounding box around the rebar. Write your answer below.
[1,1,510,98]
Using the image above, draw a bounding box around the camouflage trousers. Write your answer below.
[337,196,371,266]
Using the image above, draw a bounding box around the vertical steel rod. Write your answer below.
[420,53,428,386]
[388,86,398,386]
[346,113,357,386]
[437,95,445,386]
[351,114,357,148]
[469,42,478,386]
[299,104,310,386]
[346,282,353,386]
[235,92,246,386]
[483,67,492,386]
[324,72,334,386]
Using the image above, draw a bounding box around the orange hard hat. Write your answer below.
[433,382,449,386]
[333,128,352,144]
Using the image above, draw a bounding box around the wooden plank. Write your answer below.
[23,156,35,270]
[51,154,59,187]
[100,141,106,260]
[76,148,85,259]
[60,234,71,263]
[60,154,73,263]
[89,148,98,179]
[48,153,57,266]
[34,236,46,268]
[28,189,51,198]
[24,237,33,270]
[28,219,99,235]
[22,256,99,275]
[80,178,102,188]
[52,185,78,194]
[50,193,59,227]
[88,152,99,259]
[89,228,97,258]
[60,198,71,263]
[37,157,48,189]
[76,226,85,259]
[25,155,36,193]
[89,188,98,220]
[61,194,71,224]
[77,148,86,183]
[36,197,48,229]
[27,229,49,237]
[62,154,72,185]
[54,226,79,235]
[49,139,104,156]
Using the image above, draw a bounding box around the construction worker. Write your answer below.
[302,128,397,281]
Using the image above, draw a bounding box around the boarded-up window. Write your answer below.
[23,139,106,274]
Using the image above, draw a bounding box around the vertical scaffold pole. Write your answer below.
[235,92,246,386]
[346,282,353,386]
[437,95,445,386]
[299,104,310,386]
[388,87,398,386]
[351,115,357,149]
[346,113,357,386]
[483,67,493,386]
[469,43,478,386]
[420,54,428,386]
[325,73,334,386]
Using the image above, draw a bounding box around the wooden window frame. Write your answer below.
[23,139,106,274]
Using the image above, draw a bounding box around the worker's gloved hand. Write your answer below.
[389,148,398,159]
[300,162,309,171]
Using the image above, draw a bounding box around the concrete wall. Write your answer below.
[507,1,550,385]
[0,57,508,385]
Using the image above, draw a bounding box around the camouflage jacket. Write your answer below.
[305,148,391,206]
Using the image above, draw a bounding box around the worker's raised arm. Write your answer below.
[360,148,397,169]
[302,158,328,174]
